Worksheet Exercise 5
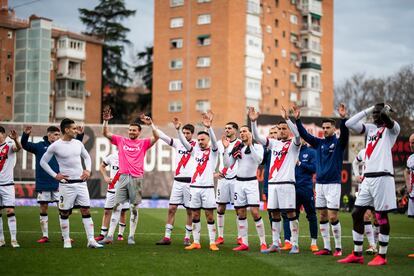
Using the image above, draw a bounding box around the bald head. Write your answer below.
[409,133,414,152]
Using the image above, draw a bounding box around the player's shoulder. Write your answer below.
[407,154,414,164]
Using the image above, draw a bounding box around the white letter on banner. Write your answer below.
[157,142,170,172]
[95,137,110,171]
[145,145,156,172]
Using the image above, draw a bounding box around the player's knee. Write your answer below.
[80,208,90,216]
[104,209,112,216]
[168,205,178,214]
[6,208,15,215]
[60,210,70,219]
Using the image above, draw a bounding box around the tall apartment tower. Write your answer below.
[153,0,333,126]
[0,0,103,123]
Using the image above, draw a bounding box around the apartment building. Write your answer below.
[0,0,103,123]
[153,0,333,126]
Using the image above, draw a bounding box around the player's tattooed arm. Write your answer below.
[174,117,192,152]
[102,106,114,140]
[249,107,267,146]
[140,114,159,146]
[9,129,22,152]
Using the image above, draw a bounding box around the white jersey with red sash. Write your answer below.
[217,139,242,179]
[406,154,414,198]
[0,139,16,185]
[363,123,398,175]
[172,139,197,178]
[191,147,218,186]
[103,153,119,192]
[267,138,300,183]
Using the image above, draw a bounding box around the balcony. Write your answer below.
[300,62,321,70]
[56,89,84,99]
[298,1,322,16]
[56,71,86,81]
[57,47,86,60]
[300,42,322,54]
[55,97,85,121]
[301,23,322,36]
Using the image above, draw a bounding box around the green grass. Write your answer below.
[0,207,413,275]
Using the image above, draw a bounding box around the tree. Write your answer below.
[134,45,153,116]
[79,0,136,123]
[335,64,414,136]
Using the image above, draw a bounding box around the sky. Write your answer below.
[10,0,414,84]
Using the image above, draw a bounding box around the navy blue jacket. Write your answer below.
[295,145,316,191]
[21,132,84,192]
[296,118,348,184]
[262,147,272,197]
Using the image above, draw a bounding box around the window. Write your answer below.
[6,75,12,82]
[168,101,182,112]
[282,31,286,38]
[291,0,297,4]
[170,0,184,7]
[290,52,298,62]
[196,56,211,67]
[169,80,183,91]
[170,59,183,69]
[311,76,320,89]
[170,38,183,49]
[290,33,298,43]
[196,78,211,89]
[197,35,211,46]
[275,0,279,7]
[274,79,278,87]
[7,52,12,60]
[196,100,210,112]
[274,58,278,67]
[290,14,298,24]
[170,17,184,28]
[266,66,271,74]
[302,74,308,87]
[197,14,211,25]
[197,0,211,3]
[7,31,12,39]
[290,92,297,102]
[274,98,278,107]
[281,49,287,57]
[274,39,279,47]
[290,73,297,83]
[266,25,272,33]
[274,19,279,28]
[6,96,11,104]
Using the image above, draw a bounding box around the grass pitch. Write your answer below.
[0,207,413,275]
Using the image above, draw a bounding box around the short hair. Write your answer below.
[47,126,60,133]
[240,125,251,132]
[0,126,5,134]
[129,122,142,131]
[322,118,336,126]
[60,118,75,134]
[197,131,209,137]
[277,120,288,126]
[226,122,239,130]
[183,124,195,133]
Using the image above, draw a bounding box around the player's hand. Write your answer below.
[280,105,288,120]
[23,126,32,135]
[55,173,69,182]
[221,135,230,148]
[292,104,301,120]
[214,172,224,179]
[246,132,253,146]
[104,176,112,184]
[80,170,91,181]
[9,129,18,141]
[201,112,212,128]
[248,107,259,122]
[102,106,113,121]
[206,110,214,123]
[338,103,347,118]
[140,114,153,126]
[357,176,363,183]
[172,117,181,130]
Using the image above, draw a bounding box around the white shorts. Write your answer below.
[355,176,396,212]
[268,183,296,211]
[58,182,90,210]
[216,178,236,205]
[104,191,130,210]
[408,197,414,218]
[189,186,216,209]
[37,191,59,203]
[169,179,191,208]
[0,185,15,208]
[315,183,341,210]
[233,179,260,208]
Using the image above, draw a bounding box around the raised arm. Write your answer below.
[249,107,267,146]
[381,105,400,135]
[140,114,159,146]
[337,104,350,146]
[102,106,114,141]
[174,117,192,152]
[345,106,375,134]
[21,126,36,153]
[76,124,85,142]
[221,136,235,167]
[156,128,175,147]
[202,111,218,151]
[281,106,300,146]
[292,105,321,148]
[9,129,22,152]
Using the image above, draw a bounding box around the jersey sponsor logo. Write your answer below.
[0,144,10,171]
[365,127,385,159]
[175,141,195,176]
[221,140,241,176]
[269,140,291,179]
[112,165,119,171]
[303,153,308,158]
[122,145,142,152]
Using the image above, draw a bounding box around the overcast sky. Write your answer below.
[11,0,414,84]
